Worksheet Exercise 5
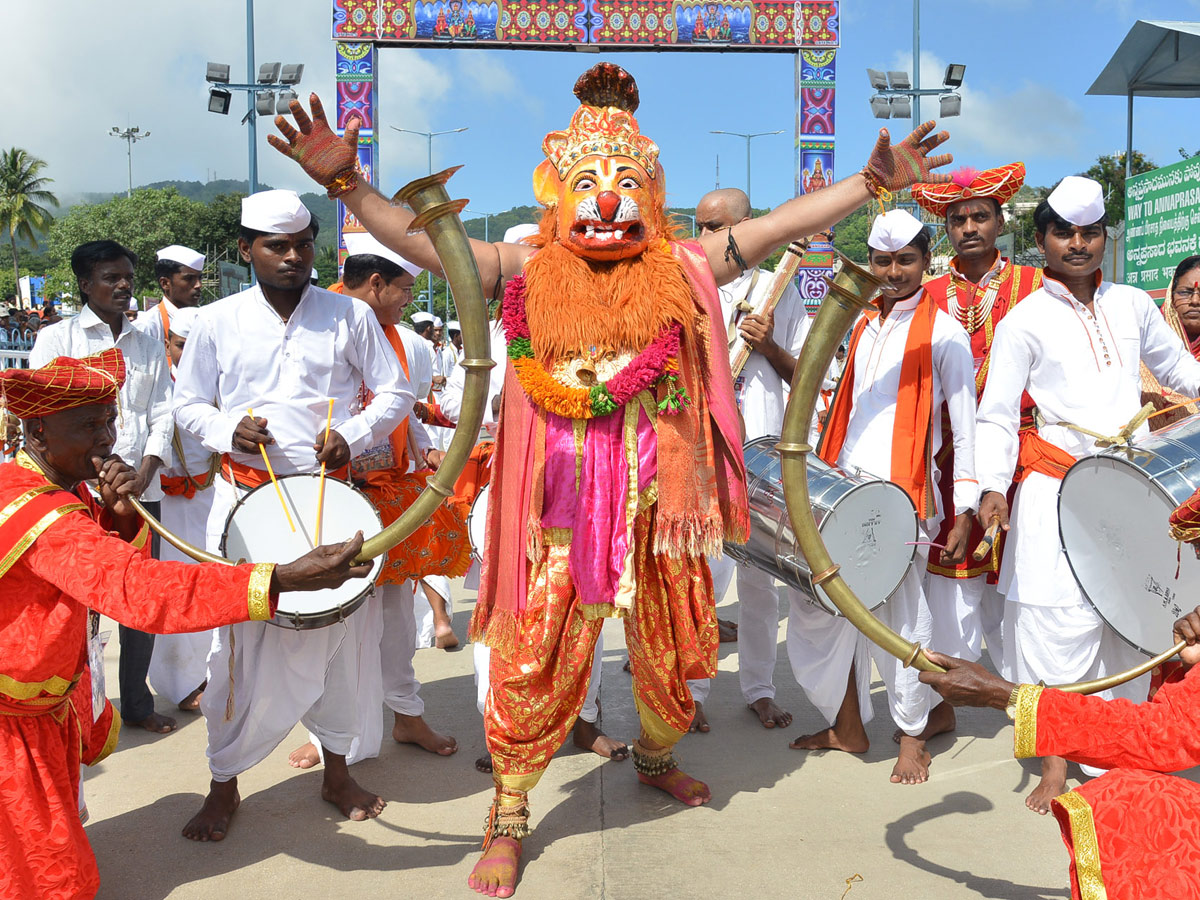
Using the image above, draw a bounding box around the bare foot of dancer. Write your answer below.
[688,701,710,733]
[320,753,385,821]
[749,697,792,729]
[892,699,957,744]
[637,767,712,806]
[468,837,521,898]
[890,734,933,784]
[392,713,457,755]
[182,778,240,842]
[1027,756,1068,815]
[127,710,177,734]
[475,752,494,774]
[573,718,629,760]
[288,741,321,769]
[718,618,738,642]
[790,664,868,752]
[178,681,206,712]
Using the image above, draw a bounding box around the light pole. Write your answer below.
[464,208,492,241]
[673,212,696,237]
[709,130,783,206]
[109,126,151,198]
[392,125,469,311]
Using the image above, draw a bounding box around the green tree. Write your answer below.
[0,148,58,294]
[46,187,208,297]
[193,191,245,265]
[1085,151,1156,224]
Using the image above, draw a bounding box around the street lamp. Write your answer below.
[109,126,151,198]
[672,212,696,237]
[392,125,469,307]
[203,0,304,194]
[390,126,469,176]
[709,129,784,206]
[464,208,493,241]
[865,1,965,121]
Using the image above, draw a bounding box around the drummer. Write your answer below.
[787,209,977,785]
[975,175,1200,814]
[911,162,1042,688]
[172,189,414,840]
[283,231,461,770]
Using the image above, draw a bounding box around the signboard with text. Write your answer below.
[1125,153,1200,297]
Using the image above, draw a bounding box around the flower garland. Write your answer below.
[501,273,690,420]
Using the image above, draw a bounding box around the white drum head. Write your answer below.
[819,481,917,612]
[468,483,490,561]
[1060,456,1194,656]
[222,474,383,628]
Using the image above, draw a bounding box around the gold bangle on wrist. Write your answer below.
[325,169,359,199]
[1004,684,1022,721]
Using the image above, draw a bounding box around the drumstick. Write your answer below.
[247,407,296,533]
[973,515,1001,561]
[315,398,334,545]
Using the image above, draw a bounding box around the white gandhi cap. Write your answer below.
[167,306,200,339]
[1047,176,1106,227]
[156,245,205,272]
[241,189,312,233]
[867,209,925,252]
[411,311,434,325]
[342,231,423,278]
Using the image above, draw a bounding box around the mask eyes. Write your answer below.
[618,176,640,190]
[574,176,596,191]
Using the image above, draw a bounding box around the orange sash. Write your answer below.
[819,294,938,517]
[382,324,412,473]
[452,440,495,507]
[221,455,348,489]
[1013,432,1076,483]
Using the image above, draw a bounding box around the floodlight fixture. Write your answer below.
[280,64,304,85]
[943,64,966,88]
[889,95,912,118]
[276,89,298,114]
[940,93,962,117]
[255,90,276,117]
[257,62,281,84]
[206,62,231,84]
[869,95,892,118]
[867,68,889,90]
[887,70,911,90]
[208,88,232,115]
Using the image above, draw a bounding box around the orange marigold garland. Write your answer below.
[502,273,689,419]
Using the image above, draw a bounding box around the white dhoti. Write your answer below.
[201,476,364,779]
[786,561,935,736]
[925,573,1008,675]
[473,631,604,723]
[1001,475,1150,705]
[312,581,427,766]
[148,485,218,704]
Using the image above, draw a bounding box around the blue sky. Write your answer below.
[5,1,1197,223]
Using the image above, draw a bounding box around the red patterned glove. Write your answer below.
[862,121,953,194]
[268,94,361,198]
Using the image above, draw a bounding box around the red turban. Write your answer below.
[1170,486,1200,546]
[911,162,1026,218]
[0,348,126,419]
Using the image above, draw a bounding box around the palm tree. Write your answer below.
[0,148,58,294]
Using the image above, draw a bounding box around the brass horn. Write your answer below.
[134,166,493,568]
[777,251,1180,694]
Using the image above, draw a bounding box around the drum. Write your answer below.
[221,474,384,629]
[467,482,490,561]
[725,436,919,614]
[1059,413,1200,656]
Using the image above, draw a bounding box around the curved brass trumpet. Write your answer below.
[777,251,1180,694]
[135,166,493,567]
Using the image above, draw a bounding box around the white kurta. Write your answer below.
[174,284,413,474]
[132,297,177,344]
[31,306,174,501]
[975,276,1200,696]
[174,283,413,778]
[788,290,977,734]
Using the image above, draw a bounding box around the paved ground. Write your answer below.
[89,580,1080,900]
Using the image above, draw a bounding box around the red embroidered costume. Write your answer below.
[0,350,277,900]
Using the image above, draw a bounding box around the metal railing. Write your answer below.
[0,331,35,369]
